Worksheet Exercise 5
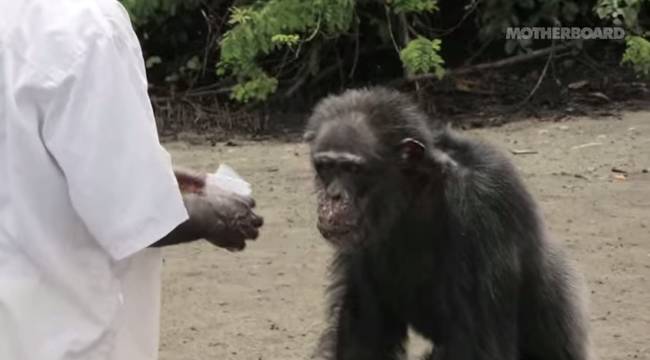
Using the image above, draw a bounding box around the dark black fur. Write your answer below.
[305,87,590,360]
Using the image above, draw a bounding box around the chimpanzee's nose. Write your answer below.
[326,184,343,200]
[326,181,348,202]
[329,191,342,201]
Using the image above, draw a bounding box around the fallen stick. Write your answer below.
[571,142,603,150]
[510,149,538,155]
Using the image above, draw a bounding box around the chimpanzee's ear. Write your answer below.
[399,138,426,163]
[399,137,456,177]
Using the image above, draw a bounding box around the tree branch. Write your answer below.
[348,16,360,79]
[398,42,577,84]
[514,41,556,109]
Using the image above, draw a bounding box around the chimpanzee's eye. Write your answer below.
[341,162,360,174]
[315,161,332,176]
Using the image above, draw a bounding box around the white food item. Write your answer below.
[205,164,252,197]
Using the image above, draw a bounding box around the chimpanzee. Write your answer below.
[304,87,590,360]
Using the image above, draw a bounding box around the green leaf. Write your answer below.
[389,0,439,14]
[271,34,301,47]
[216,0,355,102]
[622,36,650,77]
[399,37,446,78]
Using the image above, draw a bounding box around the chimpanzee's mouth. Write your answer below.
[317,221,360,245]
[317,224,351,237]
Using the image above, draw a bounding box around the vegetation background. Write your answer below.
[119,0,650,137]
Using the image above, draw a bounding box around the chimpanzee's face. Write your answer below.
[307,117,427,249]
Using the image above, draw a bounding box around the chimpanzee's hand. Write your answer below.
[183,188,263,251]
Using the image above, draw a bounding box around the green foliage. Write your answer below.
[231,72,279,102]
[271,34,301,47]
[622,36,650,76]
[123,0,649,107]
[399,37,445,78]
[595,0,644,29]
[388,0,439,14]
[218,0,355,102]
[228,6,255,25]
[596,0,650,77]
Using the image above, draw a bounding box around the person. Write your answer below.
[0,0,263,359]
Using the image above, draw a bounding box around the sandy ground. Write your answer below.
[159,111,650,360]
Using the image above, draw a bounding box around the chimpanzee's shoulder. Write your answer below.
[434,129,512,170]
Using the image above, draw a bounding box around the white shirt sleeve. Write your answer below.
[40,24,188,261]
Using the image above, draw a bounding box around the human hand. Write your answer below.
[174,167,207,194]
[183,188,263,251]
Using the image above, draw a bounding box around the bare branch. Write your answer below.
[348,16,360,79]
[385,5,401,55]
[398,42,577,84]
[514,41,556,108]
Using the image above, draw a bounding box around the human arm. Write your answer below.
[150,169,263,251]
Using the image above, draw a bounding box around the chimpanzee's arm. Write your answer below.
[326,270,408,360]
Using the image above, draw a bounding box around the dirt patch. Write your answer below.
[159,111,650,360]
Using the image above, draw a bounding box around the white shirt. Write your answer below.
[0,1,189,359]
